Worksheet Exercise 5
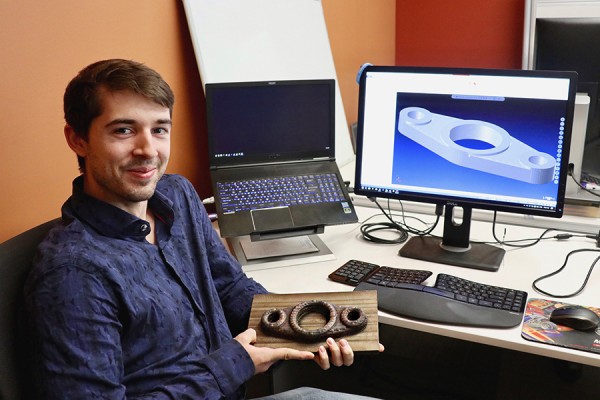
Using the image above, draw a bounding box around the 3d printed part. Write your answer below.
[398,107,558,184]
[261,300,367,342]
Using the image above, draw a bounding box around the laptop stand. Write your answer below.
[228,235,335,272]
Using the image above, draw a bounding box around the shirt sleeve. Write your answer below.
[180,177,268,336]
[25,262,255,400]
[201,211,268,335]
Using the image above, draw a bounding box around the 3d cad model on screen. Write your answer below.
[397,106,559,184]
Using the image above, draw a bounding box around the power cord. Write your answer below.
[359,198,408,244]
[490,210,600,248]
[532,248,600,298]
[488,206,600,297]
[359,198,442,244]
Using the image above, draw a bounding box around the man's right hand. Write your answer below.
[234,328,315,374]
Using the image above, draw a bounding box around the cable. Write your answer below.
[490,211,555,248]
[489,211,597,248]
[532,248,600,298]
[488,205,600,297]
[359,199,408,244]
[358,198,441,244]
[360,222,408,244]
[384,199,442,236]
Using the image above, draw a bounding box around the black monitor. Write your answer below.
[534,17,600,144]
[355,65,578,271]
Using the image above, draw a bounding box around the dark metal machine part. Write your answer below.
[260,300,368,342]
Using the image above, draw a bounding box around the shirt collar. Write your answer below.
[63,175,175,242]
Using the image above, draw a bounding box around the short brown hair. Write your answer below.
[63,59,175,171]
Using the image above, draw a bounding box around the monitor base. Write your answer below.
[399,236,505,272]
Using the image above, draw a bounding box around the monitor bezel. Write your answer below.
[354,65,578,219]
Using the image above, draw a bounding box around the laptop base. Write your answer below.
[229,235,335,272]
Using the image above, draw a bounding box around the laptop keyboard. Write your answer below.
[217,173,346,213]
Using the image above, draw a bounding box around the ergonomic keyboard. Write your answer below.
[329,259,432,286]
[355,272,527,328]
[216,173,345,213]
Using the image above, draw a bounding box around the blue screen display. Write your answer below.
[391,93,565,201]
[355,66,577,217]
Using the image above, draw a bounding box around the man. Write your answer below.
[25,59,381,399]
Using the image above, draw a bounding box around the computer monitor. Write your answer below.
[355,65,578,271]
[534,17,600,144]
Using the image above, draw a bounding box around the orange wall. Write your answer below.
[0,0,526,242]
[395,0,525,69]
[323,0,397,125]
[0,0,395,242]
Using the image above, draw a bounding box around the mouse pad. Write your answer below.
[521,298,600,355]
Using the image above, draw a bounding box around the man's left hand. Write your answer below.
[313,338,385,370]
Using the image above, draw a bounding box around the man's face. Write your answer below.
[72,88,171,212]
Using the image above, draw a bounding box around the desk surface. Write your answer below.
[244,205,600,368]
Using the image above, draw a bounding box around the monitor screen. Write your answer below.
[355,65,577,271]
[205,79,335,168]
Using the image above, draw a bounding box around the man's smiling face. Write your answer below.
[68,87,171,213]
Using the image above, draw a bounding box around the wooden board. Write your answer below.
[248,291,379,352]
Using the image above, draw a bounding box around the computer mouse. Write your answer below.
[549,306,600,331]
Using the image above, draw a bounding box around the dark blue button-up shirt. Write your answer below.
[25,174,267,399]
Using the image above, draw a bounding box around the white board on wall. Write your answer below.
[182,0,354,166]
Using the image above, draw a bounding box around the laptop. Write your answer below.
[205,79,358,239]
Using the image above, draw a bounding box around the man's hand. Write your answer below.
[235,328,385,374]
[314,337,353,370]
[313,338,385,370]
[234,328,315,374]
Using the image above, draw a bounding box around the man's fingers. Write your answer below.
[338,339,354,366]
[234,328,257,346]
[326,338,344,367]
[275,348,314,362]
[315,345,330,370]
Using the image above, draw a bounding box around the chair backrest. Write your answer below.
[0,219,59,400]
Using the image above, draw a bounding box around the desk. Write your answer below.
[245,205,600,368]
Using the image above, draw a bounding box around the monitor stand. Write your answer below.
[399,205,505,272]
[228,234,335,272]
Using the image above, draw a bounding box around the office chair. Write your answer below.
[0,219,59,400]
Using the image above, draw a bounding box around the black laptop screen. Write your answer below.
[205,79,335,167]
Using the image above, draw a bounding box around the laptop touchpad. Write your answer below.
[251,207,294,231]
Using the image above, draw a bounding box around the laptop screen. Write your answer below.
[205,79,335,168]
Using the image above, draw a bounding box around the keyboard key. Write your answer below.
[423,287,455,299]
